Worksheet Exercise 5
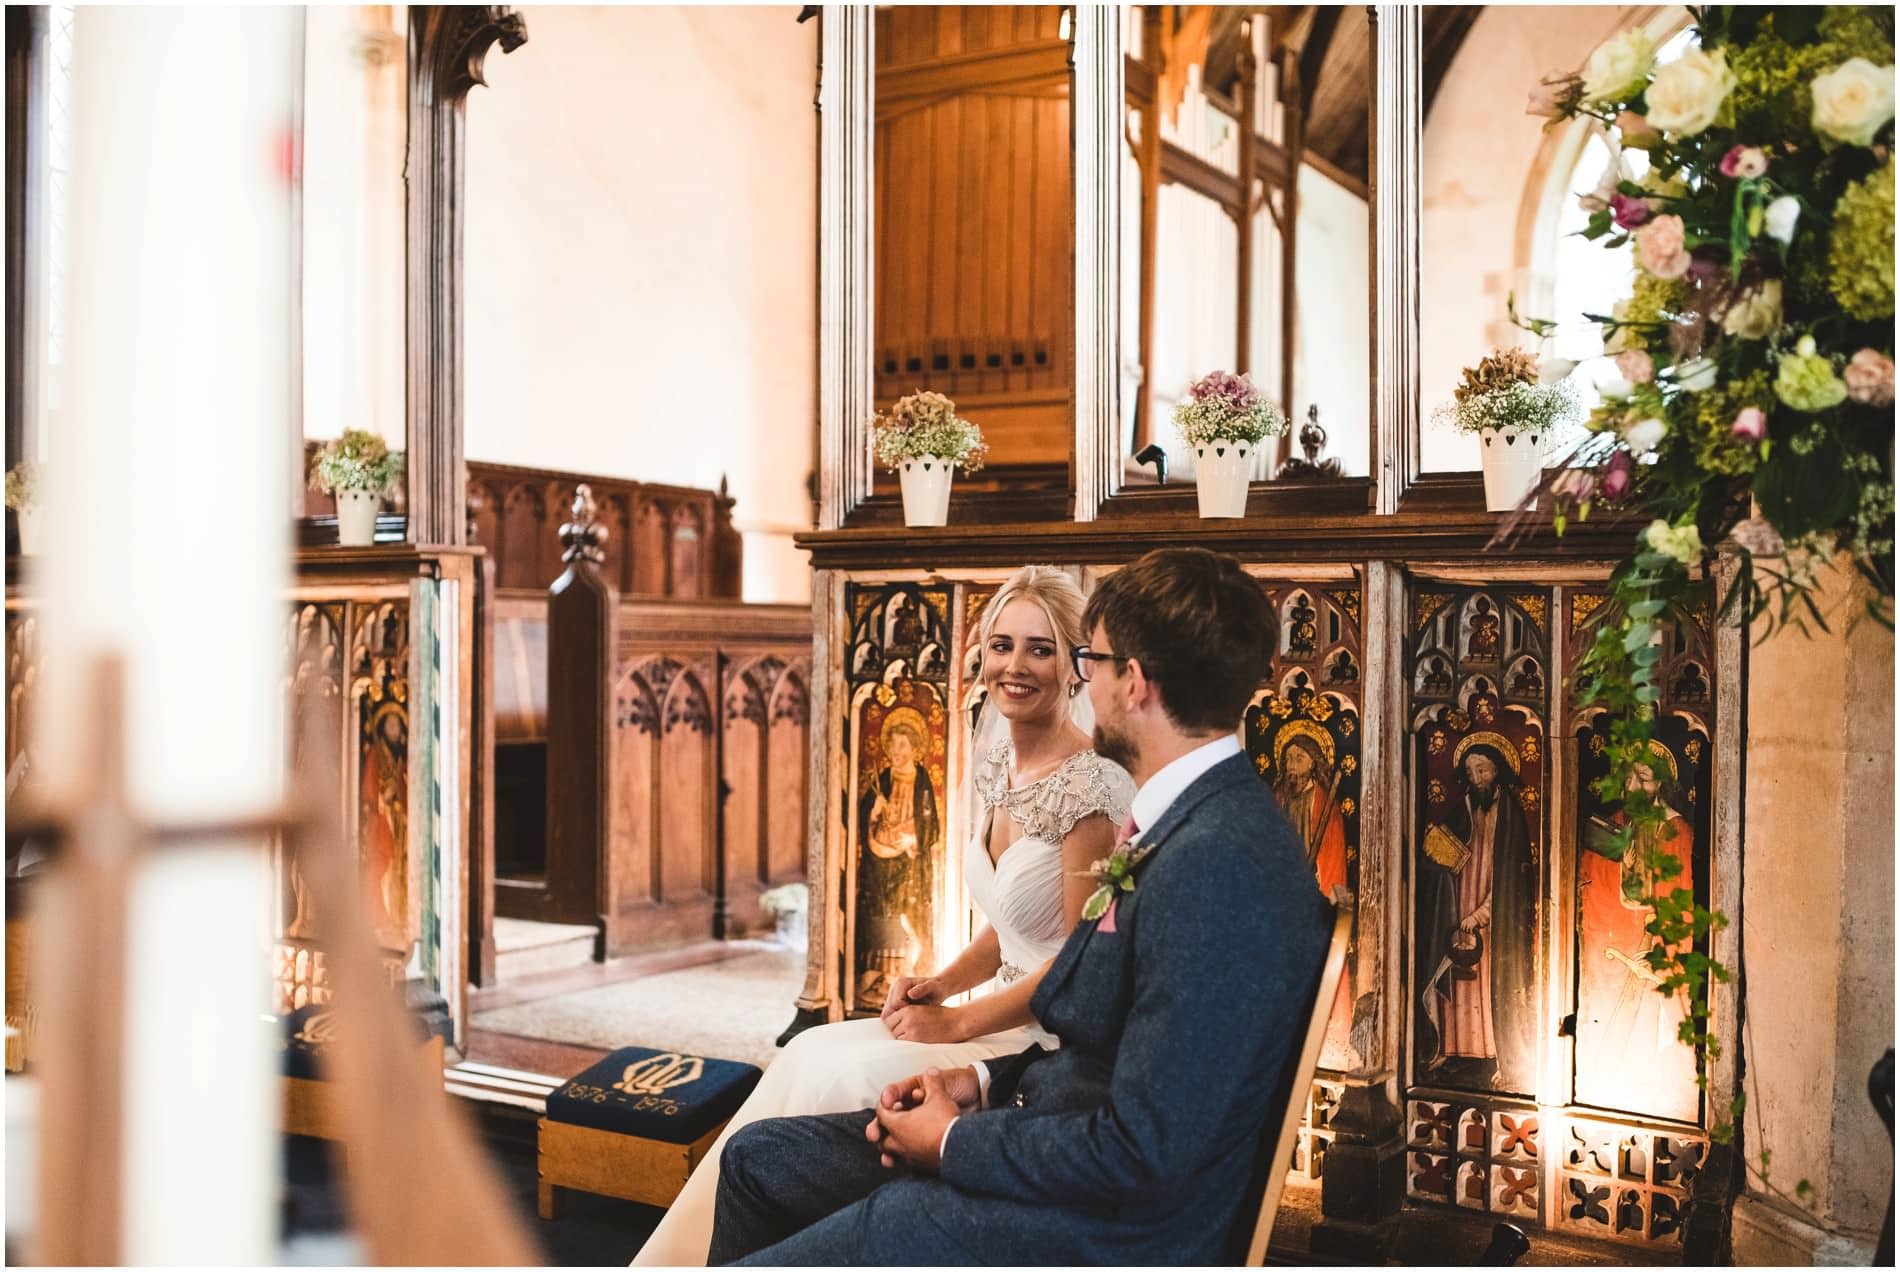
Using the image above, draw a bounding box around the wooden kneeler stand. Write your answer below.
[536,1045,762,1219]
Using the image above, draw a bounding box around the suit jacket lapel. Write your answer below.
[1036,753,1255,1002]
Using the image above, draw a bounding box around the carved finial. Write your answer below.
[1300,404,1327,464]
[560,483,607,565]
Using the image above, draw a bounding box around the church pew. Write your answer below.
[504,489,811,959]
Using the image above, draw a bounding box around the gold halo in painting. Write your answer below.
[1639,738,1679,784]
[878,706,929,755]
[1452,730,1521,776]
[1272,719,1335,770]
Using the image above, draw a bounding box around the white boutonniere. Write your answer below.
[1078,841,1156,921]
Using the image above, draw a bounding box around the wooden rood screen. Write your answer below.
[497,490,812,957]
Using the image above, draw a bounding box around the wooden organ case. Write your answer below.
[794,6,1745,1260]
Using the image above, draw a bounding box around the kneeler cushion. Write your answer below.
[280,1002,433,1080]
[545,1046,761,1143]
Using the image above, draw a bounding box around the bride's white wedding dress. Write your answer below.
[630,741,1134,1266]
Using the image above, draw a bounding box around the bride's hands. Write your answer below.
[881,974,946,1017]
[884,1003,971,1044]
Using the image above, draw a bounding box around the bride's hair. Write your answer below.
[967,565,1089,696]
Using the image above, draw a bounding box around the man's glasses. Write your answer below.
[1071,646,1132,683]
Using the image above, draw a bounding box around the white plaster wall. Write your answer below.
[464,5,816,603]
[1419,5,1640,471]
[1292,164,1369,478]
[1736,566,1895,1262]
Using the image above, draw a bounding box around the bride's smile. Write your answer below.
[982,599,1068,728]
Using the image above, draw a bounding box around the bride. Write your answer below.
[632,564,1133,1266]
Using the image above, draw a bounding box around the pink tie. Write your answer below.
[1100,815,1138,933]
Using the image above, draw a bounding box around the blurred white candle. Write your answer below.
[37,6,298,1263]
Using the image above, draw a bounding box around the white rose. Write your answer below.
[1811,58,1896,147]
[1763,195,1801,245]
[1674,357,1719,392]
[1644,48,1735,137]
[1721,279,1783,341]
[1582,29,1656,104]
[1623,416,1669,453]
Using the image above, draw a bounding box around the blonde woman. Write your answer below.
[633,565,1133,1266]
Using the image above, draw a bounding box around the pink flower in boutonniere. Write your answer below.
[1079,841,1153,922]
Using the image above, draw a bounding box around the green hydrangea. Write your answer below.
[1776,336,1850,411]
[1828,160,1895,319]
[1686,371,1775,475]
[1614,273,1693,354]
[1728,9,1896,139]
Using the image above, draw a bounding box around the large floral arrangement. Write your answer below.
[309,429,404,497]
[871,390,988,472]
[1432,347,1582,435]
[1171,370,1288,446]
[1520,6,1895,1157]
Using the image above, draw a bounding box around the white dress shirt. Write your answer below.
[938,733,1243,1160]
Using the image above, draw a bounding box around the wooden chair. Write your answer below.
[1234,903,1354,1266]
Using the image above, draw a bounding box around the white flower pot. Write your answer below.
[335,488,382,547]
[1478,429,1545,513]
[1193,440,1255,518]
[898,455,956,527]
[13,506,41,556]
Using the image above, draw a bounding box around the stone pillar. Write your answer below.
[1731,563,1894,1264]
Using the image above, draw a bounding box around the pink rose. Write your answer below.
[1610,192,1652,229]
[1719,145,1769,179]
[1616,111,1662,147]
[1636,215,1692,279]
[1601,451,1635,502]
[1616,349,1655,384]
[1731,406,1767,442]
[1844,348,1895,407]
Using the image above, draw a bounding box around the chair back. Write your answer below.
[1234,903,1353,1266]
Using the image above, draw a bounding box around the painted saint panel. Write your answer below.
[1410,587,1548,1099]
[844,582,953,1013]
[1244,581,1365,1074]
[352,600,412,954]
[1566,589,1714,1128]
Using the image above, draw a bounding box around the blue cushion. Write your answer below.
[546,1046,762,1143]
[279,1003,430,1080]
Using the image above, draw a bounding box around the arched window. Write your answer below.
[1526,23,1698,431]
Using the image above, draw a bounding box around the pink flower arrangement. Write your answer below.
[1634,214,1692,279]
[1616,349,1656,384]
[1187,370,1258,413]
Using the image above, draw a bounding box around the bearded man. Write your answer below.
[1271,732,1347,900]
[1417,737,1538,1092]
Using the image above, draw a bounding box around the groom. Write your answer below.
[708,547,1333,1265]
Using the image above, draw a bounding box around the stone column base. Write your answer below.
[1730,1193,1876,1266]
